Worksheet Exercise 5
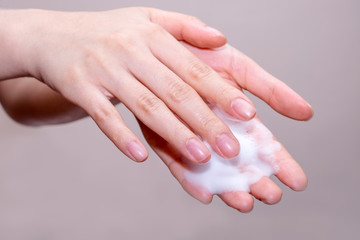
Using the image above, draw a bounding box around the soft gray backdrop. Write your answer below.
[0,0,359,239]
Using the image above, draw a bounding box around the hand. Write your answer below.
[0,8,259,163]
[182,43,313,121]
[140,43,312,212]
[140,114,307,212]
[0,41,312,211]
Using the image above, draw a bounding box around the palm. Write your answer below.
[139,43,312,212]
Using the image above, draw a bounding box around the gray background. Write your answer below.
[0,0,359,239]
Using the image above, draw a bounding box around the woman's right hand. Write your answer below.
[0,7,257,163]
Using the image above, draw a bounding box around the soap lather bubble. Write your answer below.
[184,106,282,194]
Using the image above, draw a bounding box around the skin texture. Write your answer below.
[0,7,260,163]
[0,42,313,212]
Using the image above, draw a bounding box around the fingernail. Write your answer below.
[127,141,147,162]
[186,138,210,163]
[206,26,223,36]
[231,99,256,120]
[216,134,239,158]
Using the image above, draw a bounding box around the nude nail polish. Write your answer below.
[216,134,239,158]
[231,98,256,120]
[186,139,210,163]
[127,141,147,162]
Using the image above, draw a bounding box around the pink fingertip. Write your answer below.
[216,134,240,158]
[231,98,256,120]
[186,138,211,164]
[127,141,148,162]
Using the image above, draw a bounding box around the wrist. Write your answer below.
[0,9,46,81]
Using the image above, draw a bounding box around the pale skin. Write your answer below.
[0,7,313,212]
[0,7,249,163]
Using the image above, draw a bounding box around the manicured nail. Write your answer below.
[231,99,256,120]
[127,141,147,162]
[206,26,223,36]
[186,138,210,163]
[216,134,239,158]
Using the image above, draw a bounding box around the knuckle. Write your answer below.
[189,61,213,81]
[64,65,81,83]
[167,81,194,103]
[117,35,137,52]
[62,65,86,92]
[198,115,223,132]
[137,93,163,113]
[230,52,248,90]
[102,32,138,54]
[267,82,278,106]
[143,22,164,36]
[220,86,236,97]
[220,87,236,96]
[83,49,106,72]
[217,87,237,102]
[91,105,113,126]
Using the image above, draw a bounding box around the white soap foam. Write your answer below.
[184,106,281,194]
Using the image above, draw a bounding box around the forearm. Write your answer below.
[0,77,88,125]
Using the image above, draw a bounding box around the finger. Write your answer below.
[72,84,148,162]
[149,34,256,122]
[250,176,283,205]
[104,69,212,164]
[245,115,307,191]
[249,116,307,191]
[274,145,308,191]
[218,191,254,213]
[145,8,227,48]
[235,55,314,121]
[124,45,241,159]
[183,43,314,121]
[139,121,213,204]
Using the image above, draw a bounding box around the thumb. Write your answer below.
[145,8,227,48]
